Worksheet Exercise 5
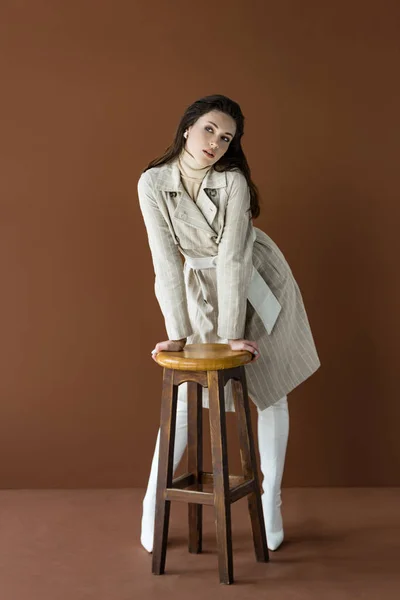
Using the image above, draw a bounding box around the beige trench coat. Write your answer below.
[137,159,321,412]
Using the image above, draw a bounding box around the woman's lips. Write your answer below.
[203,149,215,158]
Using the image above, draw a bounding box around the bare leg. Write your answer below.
[256,395,289,551]
[140,387,188,553]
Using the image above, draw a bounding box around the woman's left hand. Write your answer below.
[151,339,186,362]
[228,338,260,361]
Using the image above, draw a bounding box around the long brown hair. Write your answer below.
[143,94,261,218]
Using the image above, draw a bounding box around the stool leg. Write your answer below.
[152,368,178,575]
[187,382,203,554]
[208,370,234,585]
[232,367,269,563]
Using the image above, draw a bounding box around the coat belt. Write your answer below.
[180,250,282,336]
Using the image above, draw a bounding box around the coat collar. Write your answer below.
[153,158,227,192]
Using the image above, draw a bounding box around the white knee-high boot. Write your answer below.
[140,390,188,553]
[257,395,289,551]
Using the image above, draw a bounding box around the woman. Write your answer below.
[137,94,321,553]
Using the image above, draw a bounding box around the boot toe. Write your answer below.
[266,529,284,551]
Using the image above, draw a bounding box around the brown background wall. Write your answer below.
[0,1,399,488]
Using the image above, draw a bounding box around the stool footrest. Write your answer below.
[165,488,214,505]
[168,471,255,505]
[230,479,256,504]
[200,472,246,487]
[171,473,196,489]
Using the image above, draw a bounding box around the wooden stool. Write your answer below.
[151,343,269,585]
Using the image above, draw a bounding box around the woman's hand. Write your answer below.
[228,338,260,361]
[151,338,186,362]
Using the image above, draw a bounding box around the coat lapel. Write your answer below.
[154,159,227,236]
[174,194,217,234]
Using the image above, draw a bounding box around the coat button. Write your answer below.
[180,211,187,218]
[210,189,217,197]
[170,192,177,198]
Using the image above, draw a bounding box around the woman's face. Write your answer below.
[185,110,237,166]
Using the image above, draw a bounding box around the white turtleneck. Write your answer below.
[177,146,213,202]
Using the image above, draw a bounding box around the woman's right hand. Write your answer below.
[151,339,186,362]
[228,338,260,361]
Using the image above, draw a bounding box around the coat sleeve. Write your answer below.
[216,171,254,339]
[137,172,193,340]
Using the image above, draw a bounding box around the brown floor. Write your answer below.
[0,488,399,599]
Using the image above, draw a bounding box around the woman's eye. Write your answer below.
[205,126,230,143]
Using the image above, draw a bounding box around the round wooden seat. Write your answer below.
[155,343,254,371]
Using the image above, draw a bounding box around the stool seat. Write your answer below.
[155,343,253,371]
